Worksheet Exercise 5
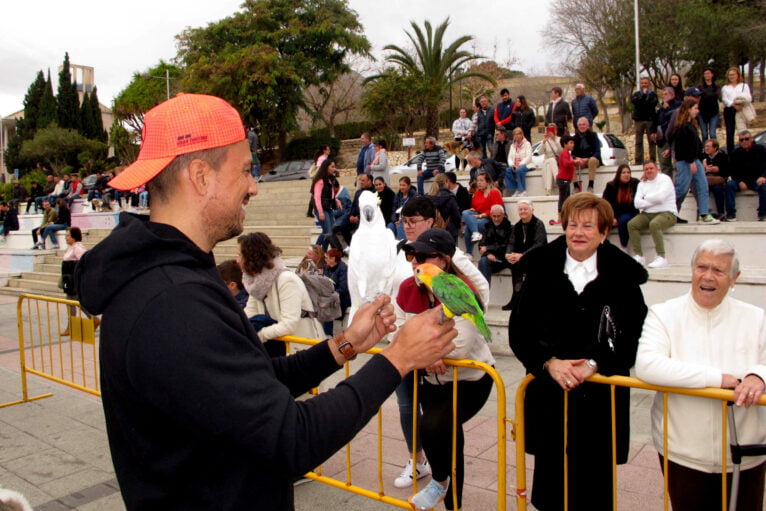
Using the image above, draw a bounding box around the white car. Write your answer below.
[529,133,628,169]
[389,152,457,175]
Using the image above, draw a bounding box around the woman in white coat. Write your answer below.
[239,232,324,358]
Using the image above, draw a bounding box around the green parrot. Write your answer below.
[415,263,492,342]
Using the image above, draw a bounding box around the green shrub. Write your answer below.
[283,136,341,161]
[0,183,13,202]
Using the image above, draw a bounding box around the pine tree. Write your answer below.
[18,71,46,139]
[57,52,80,130]
[89,87,107,142]
[37,69,57,129]
[80,92,93,138]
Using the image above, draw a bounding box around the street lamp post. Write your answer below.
[634,0,641,90]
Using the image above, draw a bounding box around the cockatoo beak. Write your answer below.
[362,205,375,223]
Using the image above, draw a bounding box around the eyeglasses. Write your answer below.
[405,252,439,263]
[403,217,426,228]
[740,137,752,141]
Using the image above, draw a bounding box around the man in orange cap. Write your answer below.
[75,94,457,511]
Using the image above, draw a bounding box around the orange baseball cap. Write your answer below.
[108,93,246,191]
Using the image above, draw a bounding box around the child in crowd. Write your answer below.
[217,259,248,309]
[553,135,577,224]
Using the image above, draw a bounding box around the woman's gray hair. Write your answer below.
[691,239,739,278]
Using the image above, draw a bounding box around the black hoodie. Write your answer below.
[76,213,401,511]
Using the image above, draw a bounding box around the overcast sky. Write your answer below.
[0,0,555,117]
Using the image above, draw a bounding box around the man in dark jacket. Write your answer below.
[74,93,457,511]
[571,117,602,192]
[725,130,766,221]
[545,87,572,137]
[570,83,599,127]
[444,171,472,212]
[502,199,547,310]
[493,88,516,131]
[631,77,658,164]
[477,204,513,286]
[474,96,495,158]
[466,152,506,190]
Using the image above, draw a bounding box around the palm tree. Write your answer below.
[382,18,496,138]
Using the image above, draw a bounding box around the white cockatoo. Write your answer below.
[347,190,411,324]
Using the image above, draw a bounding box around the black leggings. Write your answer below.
[419,372,493,510]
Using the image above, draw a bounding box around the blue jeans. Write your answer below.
[504,165,531,192]
[726,179,766,217]
[416,167,443,195]
[138,191,149,209]
[387,221,406,240]
[461,210,489,255]
[395,371,421,453]
[41,223,67,246]
[478,256,510,287]
[698,113,719,141]
[710,183,725,216]
[675,159,710,216]
[475,133,494,159]
[314,210,335,251]
[615,212,637,248]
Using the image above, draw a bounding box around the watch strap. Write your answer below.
[333,331,357,361]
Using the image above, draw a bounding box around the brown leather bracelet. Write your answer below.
[332,331,357,361]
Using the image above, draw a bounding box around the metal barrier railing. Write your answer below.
[513,373,766,511]
[1,293,101,409]
[279,335,509,510]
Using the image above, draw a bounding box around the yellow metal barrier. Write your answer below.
[513,373,766,511]
[279,335,509,511]
[0,294,100,409]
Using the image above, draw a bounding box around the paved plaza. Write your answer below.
[0,292,682,510]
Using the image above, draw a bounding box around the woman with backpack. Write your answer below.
[238,232,324,358]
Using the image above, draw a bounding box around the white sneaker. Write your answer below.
[471,232,483,242]
[394,458,432,488]
[648,256,669,269]
[511,190,521,197]
[517,190,528,197]
[633,254,646,266]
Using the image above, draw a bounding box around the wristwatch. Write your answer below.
[585,359,598,371]
[333,331,357,361]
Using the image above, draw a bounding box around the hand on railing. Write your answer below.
[733,374,766,408]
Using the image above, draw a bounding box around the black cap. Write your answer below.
[403,229,456,258]
[684,87,702,97]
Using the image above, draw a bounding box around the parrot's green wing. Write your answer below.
[431,272,482,316]
[432,272,492,342]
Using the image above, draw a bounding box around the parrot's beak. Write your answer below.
[362,205,375,223]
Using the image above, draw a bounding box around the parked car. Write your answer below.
[529,133,628,169]
[754,129,765,147]
[257,160,313,182]
[389,152,457,175]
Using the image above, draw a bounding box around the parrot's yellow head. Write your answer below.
[415,263,443,288]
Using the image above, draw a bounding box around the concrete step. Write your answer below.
[678,190,760,222]
[20,271,59,283]
[6,277,61,293]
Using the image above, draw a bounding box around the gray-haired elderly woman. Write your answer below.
[636,239,766,510]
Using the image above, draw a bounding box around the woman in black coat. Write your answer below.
[373,176,396,224]
[602,164,639,249]
[509,194,648,511]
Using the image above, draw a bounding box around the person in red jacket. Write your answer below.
[553,135,577,222]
